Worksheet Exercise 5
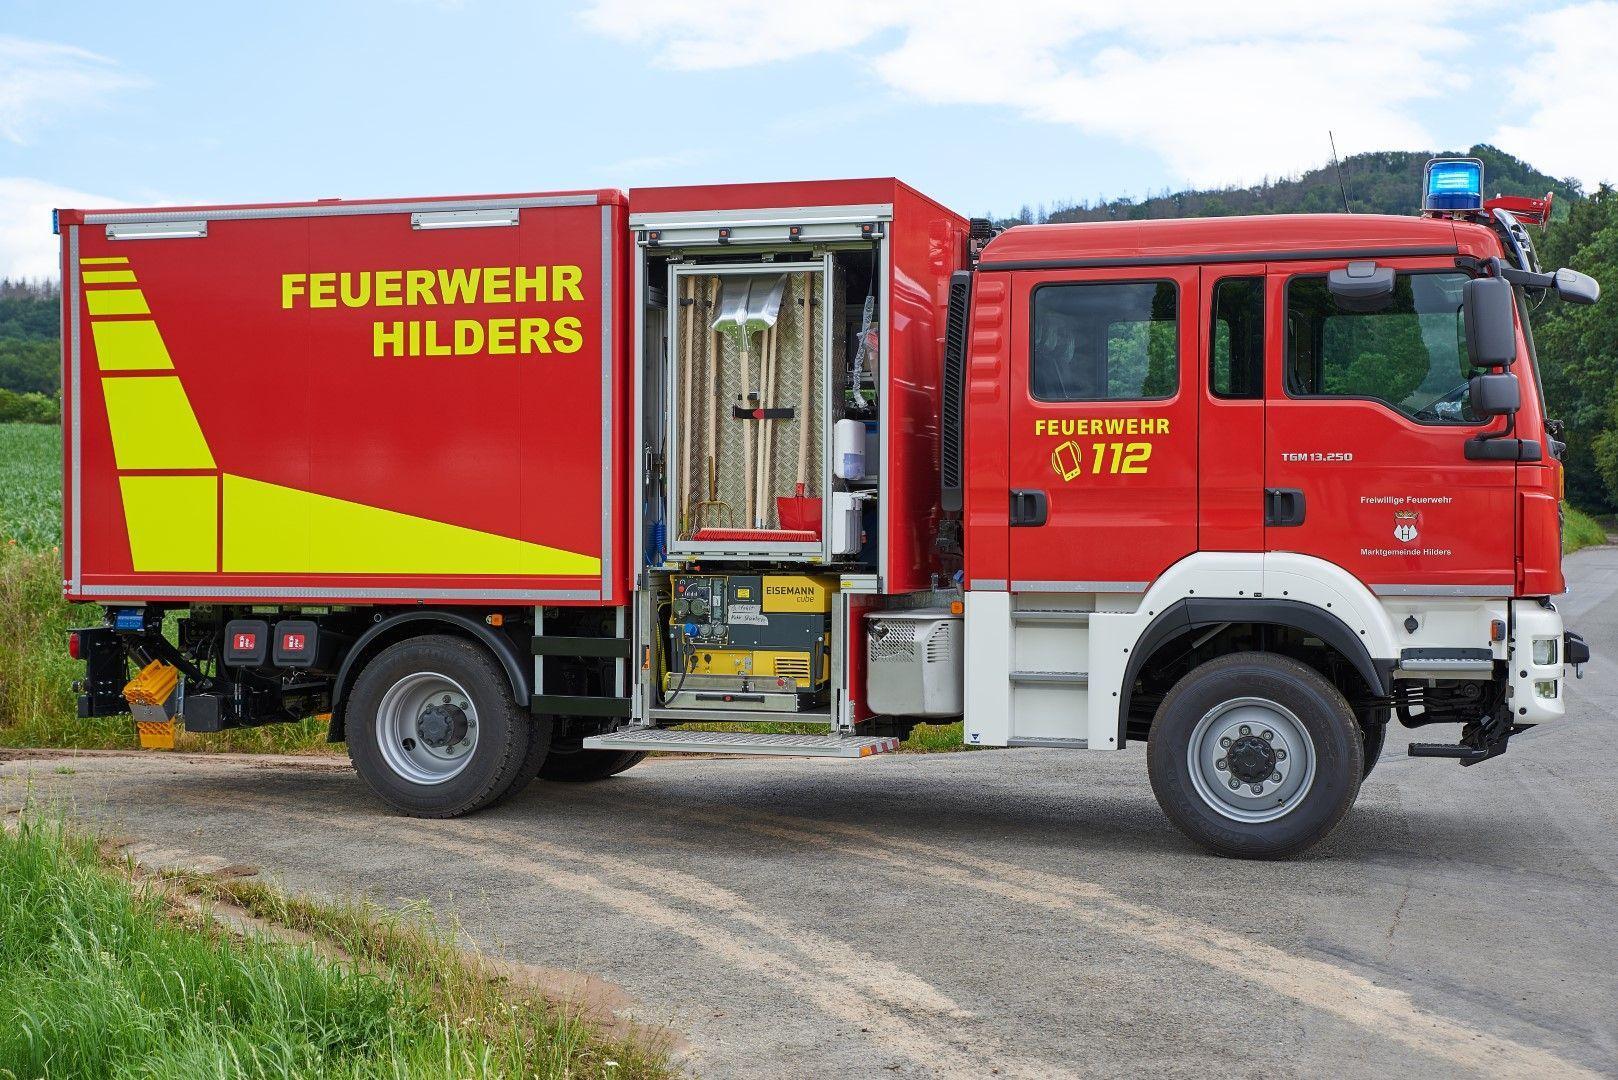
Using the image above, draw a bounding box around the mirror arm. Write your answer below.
[1496,264,1556,290]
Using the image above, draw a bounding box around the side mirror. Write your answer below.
[1327,261,1395,311]
[1463,277,1517,365]
[1469,371,1520,416]
[1554,268,1600,306]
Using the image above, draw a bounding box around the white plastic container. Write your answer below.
[865,609,964,716]
[833,418,865,480]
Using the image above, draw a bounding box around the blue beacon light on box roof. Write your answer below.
[1424,157,1484,213]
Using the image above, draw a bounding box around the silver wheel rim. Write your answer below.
[1187,697,1316,823]
[376,672,479,785]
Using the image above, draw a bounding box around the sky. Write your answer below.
[2,0,1616,279]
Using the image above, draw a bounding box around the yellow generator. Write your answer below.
[663,574,833,712]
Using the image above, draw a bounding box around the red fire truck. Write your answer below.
[57,159,1595,857]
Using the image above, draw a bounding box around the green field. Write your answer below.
[0,422,60,550]
[0,818,668,1079]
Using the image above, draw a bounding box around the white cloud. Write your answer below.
[0,178,124,280]
[580,0,1487,185]
[1491,2,1618,189]
[0,35,143,144]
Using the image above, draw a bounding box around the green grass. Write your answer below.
[0,421,60,550]
[1563,503,1608,555]
[0,817,669,1079]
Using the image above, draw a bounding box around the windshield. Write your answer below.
[1286,271,1479,424]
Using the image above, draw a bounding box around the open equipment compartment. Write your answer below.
[664,258,835,561]
[627,180,968,729]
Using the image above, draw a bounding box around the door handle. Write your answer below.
[1010,489,1048,527]
[1264,488,1306,528]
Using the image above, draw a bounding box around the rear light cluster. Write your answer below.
[223,618,327,669]
[67,631,81,660]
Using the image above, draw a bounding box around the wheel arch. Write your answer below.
[328,611,530,742]
[1118,597,1395,748]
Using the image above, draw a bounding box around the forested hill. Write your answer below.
[1001,145,1581,226]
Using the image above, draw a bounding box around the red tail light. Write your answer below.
[67,631,81,660]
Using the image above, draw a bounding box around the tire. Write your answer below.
[1360,710,1388,780]
[1147,652,1363,859]
[537,747,648,783]
[346,635,545,818]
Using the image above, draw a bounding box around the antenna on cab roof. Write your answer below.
[1329,131,1350,213]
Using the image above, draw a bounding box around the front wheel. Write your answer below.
[346,635,542,818]
[1147,652,1363,859]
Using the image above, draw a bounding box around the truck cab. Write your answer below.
[946,192,1593,854]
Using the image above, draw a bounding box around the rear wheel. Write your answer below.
[538,746,648,783]
[1147,652,1363,859]
[346,635,544,817]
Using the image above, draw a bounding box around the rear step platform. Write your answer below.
[583,728,900,758]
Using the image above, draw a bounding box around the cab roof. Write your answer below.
[977,213,1473,269]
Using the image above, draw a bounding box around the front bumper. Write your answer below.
[1510,600,1576,724]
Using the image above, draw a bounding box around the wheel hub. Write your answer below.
[375,672,480,786]
[417,703,468,749]
[1188,697,1318,824]
[1227,734,1277,783]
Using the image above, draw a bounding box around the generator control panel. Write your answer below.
[664,573,834,710]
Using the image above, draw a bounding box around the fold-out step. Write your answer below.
[583,728,900,758]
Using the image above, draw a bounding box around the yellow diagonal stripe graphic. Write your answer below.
[86,289,150,316]
[101,377,216,470]
[120,475,218,571]
[221,474,601,576]
[90,321,173,371]
[82,256,130,265]
[83,269,136,284]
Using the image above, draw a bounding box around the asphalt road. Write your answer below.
[6,547,1618,1078]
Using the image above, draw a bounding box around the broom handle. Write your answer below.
[741,328,754,529]
[760,322,777,525]
[797,273,812,493]
[707,280,720,498]
[680,277,694,522]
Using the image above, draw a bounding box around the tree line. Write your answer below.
[0,279,61,424]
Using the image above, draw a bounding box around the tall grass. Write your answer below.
[1563,502,1608,554]
[0,422,59,550]
[0,818,668,1079]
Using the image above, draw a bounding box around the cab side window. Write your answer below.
[1031,281,1177,401]
[1210,276,1263,399]
[1285,271,1480,424]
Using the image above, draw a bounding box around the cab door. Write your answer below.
[1199,266,1267,551]
[1264,259,1517,593]
[1007,267,1199,590]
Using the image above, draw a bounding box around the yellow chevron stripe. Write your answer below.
[221,474,601,576]
[119,475,218,571]
[83,269,136,284]
[90,320,173,371]
[82,256,130,265]
[86,289,150,316]
[101,377,216,470]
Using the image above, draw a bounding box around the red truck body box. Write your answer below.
[58,191,630,606]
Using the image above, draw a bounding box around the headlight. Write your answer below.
[1533,638,1559,666]
[1535,679,1559,700]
